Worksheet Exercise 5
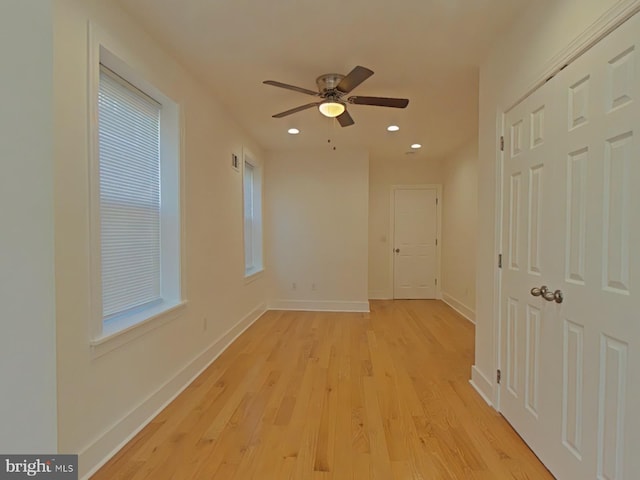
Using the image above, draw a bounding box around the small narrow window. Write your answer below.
[243,155,263,277]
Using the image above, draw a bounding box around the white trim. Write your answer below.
[505,0,640,113]
[389,184,442,300]
[492,0,640,410]
[441,293,475,324]
[470,365,494,407]
[368,290,392,300]
[87,21,103,341]
[493,111,505,411]
[268,300,370,313]
[90,301,188,358]
[179,107,188,306]
[244,268,265,284]
[79,303,267,480]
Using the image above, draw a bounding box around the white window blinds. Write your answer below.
[244,161,255,271]
[98,66,161,319]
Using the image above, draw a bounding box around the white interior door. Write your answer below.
[393,187,438,299]
[500,72,562,465]
[500,11,640,480]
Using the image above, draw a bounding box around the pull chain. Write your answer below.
[327,117,337,151]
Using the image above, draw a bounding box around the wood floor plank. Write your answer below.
[92,300,554,480]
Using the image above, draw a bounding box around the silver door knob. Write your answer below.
[552,290,563,304]
[531,286,563,304]
[394,248,400,253]
[530,286,548,297]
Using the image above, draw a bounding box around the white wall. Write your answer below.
[441,141,477,321]
[368,155,442,299]
[0,0,58,453]
[53,0,268,475]
[475,0,622,401]
[266,148,369,311]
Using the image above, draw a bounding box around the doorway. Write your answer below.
[391,185,441,299]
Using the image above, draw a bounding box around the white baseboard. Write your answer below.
[268,299,370,313]
[368,290,391,300]
[441,292,476,324]
[79,303,267,480]
[470,365,494,408]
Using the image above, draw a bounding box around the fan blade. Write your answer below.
[336,66,374,93]
[348,96,409,108]
[263,80,319,96]
[336,110,355,127]
[272,102,320,118]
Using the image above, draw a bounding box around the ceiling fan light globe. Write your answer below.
[319,101,345,118]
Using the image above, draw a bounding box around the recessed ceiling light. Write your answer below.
[387,125,400,132]
[411,143,422,149]
[288,128,300,135]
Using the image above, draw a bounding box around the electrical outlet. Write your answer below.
[292,282,297,291]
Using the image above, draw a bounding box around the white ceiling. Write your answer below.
[118,0,531,159]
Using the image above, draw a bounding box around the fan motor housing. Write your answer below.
[316,73,345,94]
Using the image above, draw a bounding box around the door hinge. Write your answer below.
[435,238,438,246]
[435,278,438,286]
[500,136,504,151]
[497,369,502,384]
[498,253,502,269]
[436,197,438,205]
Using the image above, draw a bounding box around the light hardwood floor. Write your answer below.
[93,300,554,479]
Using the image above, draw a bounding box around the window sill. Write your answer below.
[90,300,187,358]
[244,267,264,284]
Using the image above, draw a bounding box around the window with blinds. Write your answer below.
[98,65,162,320]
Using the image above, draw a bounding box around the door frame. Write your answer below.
[492,0,640,411]
[389,184,442,300]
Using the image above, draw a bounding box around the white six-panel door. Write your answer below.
[500,11,640,480]
[500,69,563,467]
[393,187,438,299]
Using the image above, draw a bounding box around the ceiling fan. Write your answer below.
[263,66,409,127]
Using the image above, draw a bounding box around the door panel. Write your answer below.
[499,11,640,480]
[561,319,584,459]
[393,188,437,299]
[501,76,561,464]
